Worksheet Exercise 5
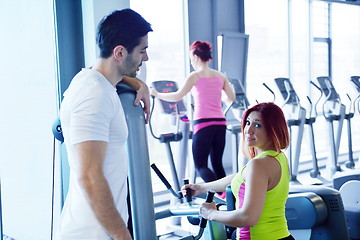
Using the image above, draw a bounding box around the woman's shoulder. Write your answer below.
[195,69,225,79]
[209,69,226,78]
[249,155,279,170]
[186,71,200,83]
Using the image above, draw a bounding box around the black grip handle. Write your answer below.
[183,179,192,203]
[199,191,215,228]
[150,164,172,190]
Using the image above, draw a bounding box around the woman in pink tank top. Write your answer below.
[151,41,235,188]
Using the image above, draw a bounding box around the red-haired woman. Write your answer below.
[182,102,295,240]
[151,41,236,186]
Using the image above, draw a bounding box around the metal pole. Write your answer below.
[118,84,157,240]
[177,120,190,185]
[0,181,3,239]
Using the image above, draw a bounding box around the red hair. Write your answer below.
[241,102,290,159]
[189,40,212,62]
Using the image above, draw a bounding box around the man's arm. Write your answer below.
[75,141,132,240]
[121,76,150,123]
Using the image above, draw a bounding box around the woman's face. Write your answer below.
[243,111,273,151]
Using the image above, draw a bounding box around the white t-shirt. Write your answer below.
[56,68,129,240]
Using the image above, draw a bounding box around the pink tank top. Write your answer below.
[191,76,226,134]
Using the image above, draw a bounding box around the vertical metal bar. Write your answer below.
[0,181,3,239]
[118,87,157,240]
[288,0,293,79]
[293,108,306,179]
[327,3,332,78]
[165,142,181,192]
[177,120,190,186]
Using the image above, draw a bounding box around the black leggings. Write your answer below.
[192,125,226,183]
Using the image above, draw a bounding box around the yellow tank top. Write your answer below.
[230,150,290,240]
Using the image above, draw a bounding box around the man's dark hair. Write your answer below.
[96,8,152,58]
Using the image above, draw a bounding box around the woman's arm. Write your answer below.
[182,174,235,197]
[200,158,271,228]
[151,73,198,102]
[223,77,236,102]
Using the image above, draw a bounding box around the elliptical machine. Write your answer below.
[150,80,191,194]
[116,83,351,240]
[226,78,250,173]
[273,78,306,183]
[316,76,346,178]
[351,76,360,115]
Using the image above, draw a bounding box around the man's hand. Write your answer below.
[134,80,150,123]
[122,76,150,123]
[150,88,158,97]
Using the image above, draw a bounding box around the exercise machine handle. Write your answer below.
[183,179,192,204]
[199,191,215,229]
[150,163,182,199]
[262,83,275,102]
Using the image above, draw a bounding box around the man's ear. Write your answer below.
[113,45,126,61]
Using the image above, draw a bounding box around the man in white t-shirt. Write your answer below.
[56,9,152,240]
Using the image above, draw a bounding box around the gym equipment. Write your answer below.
[262,82,276,102]
[226,78,250,173]
[316,76,360,239]
[150,163,185,203]
[307,81,323,179]
[350,76,360,114]
[179,191,215,240]
[51,116,69,207]
[150,80,191,191]
[152,163,227,240]
[117,84,157,239]
[116,82,352,240]
[151,81,187,115]
[339,180,360,240]
[316,76,360,189]
[273,78,306,182]
[271,78,353,184]
[149,80,193,231]
[343,92,355,169]
[316,76,346,178]
[288,185,350,240]
[225,183,349,240]
[52,117,64,143]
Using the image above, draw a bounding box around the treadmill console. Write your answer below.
[152,80,186,114]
